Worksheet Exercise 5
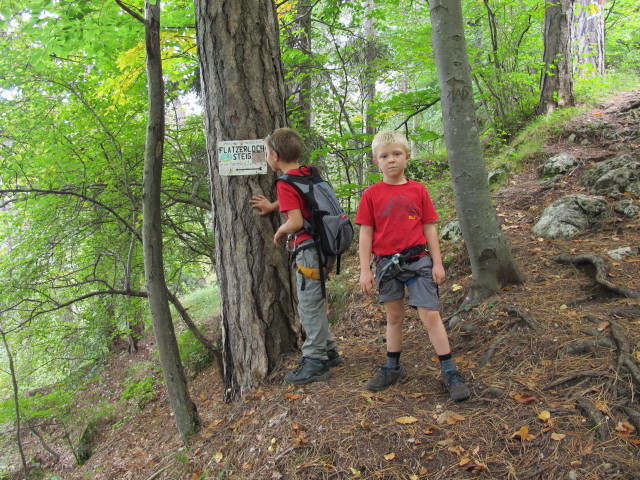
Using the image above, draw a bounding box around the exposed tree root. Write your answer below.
[566,337,615,355]
[544,371,606,390]
[619,354,640,389]
[479,334,509,367]
[555,254,640,299]
[576,397,609,440]
[506,306,540,331]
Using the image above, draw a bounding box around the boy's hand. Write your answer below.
[359,270,375,296]
[432,263,446,285]
[274,228,287,247]
[250,195,276,215]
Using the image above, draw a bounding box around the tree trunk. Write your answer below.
[140,1,199,443]
[0,330,29,476]
[285,0,313,134]
[429,0,524,302]
[538,0,575,114]
[573,0,605,76]
[195,0,298,401]
[362,0,377,179]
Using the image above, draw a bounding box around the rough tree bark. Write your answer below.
[130,0,200,442]
[538,0,575,114]
[572,0,605,76]
[195,0,298,401]
[429,0,523,302]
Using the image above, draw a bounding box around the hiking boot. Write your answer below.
[366,364,403,392]
[326,348,343,367]
[443,369,471,401]
[284,357,331,385]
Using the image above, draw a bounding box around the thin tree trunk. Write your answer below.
[573,0,605,76]
[538,0,575,114]
[0,330,29,476]
[195,0,298,401]
[137,0,200,443]
[429,0,523,302]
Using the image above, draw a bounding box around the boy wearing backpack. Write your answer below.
[356,130,470,401]
[250,128,344,385]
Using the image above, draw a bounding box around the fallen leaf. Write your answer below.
[511,425,536,441]
[597,321,610,331]
[616,421,636,437]
[191,472,202,480]
[448,445,465,455]
[349,467,361,477]
[436,411,465,425]
[513,393,537,404]
[409,475,419,480]
[384,453,396,461]
[551,433,566,441]
[595,401,610,415]
[538,411,551,423]
[452,284,463,292]
[242,461,254,470]
[284,393,300,401]
[459,457,472,467]
[423,426,435,435]
[396,416,419,424]
[214,451,223,463]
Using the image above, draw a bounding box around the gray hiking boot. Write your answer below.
[326,348,343,367]
[443,369,471,401]
[366,364,403,392]
[285,357,331,385]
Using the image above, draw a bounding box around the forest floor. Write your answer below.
[11,91,640,480]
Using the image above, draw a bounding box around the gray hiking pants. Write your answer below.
[295,240,337,361]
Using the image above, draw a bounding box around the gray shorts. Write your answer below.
[376,254,439,310]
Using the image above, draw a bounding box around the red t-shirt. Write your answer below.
[355,179,438,256]
[277,167,312,245]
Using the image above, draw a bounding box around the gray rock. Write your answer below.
[540,153,578,176]
[578,154,638,186]
[607,247,635,260]
[532,194,608,239]
[441,220,462,242]
[614,199,638,217]
[591,162,640,198]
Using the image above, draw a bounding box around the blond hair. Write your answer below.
[371,130,410,158]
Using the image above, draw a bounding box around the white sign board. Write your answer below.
[217,139,267,176]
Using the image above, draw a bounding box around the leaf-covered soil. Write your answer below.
[11,92,640,480]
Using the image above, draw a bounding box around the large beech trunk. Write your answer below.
[429,0,523,302]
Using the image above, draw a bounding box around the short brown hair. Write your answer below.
[371,130,410,158]
[265,128,304,162]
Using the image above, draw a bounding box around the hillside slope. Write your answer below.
[9,91,640,480]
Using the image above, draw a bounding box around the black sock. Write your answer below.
[386,351,401,368]
[438,352,455,372]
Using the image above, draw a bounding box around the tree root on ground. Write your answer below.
[576,397,609,440]
[566,337,615,355]
[506,306,540,331]
[555,253,640,299]
[544,371,606,390]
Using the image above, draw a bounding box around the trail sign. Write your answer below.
[217,139,267,176]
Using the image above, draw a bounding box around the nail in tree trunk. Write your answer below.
[195,0,298,401]
[429,0,524,302]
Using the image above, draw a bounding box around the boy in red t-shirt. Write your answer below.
[250,128,341,385]
[355,131,470,401]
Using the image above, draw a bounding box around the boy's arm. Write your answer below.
[250,195,279,215]
[358,225,375,296]
[274,208,303,246]
[424,223,445,285]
